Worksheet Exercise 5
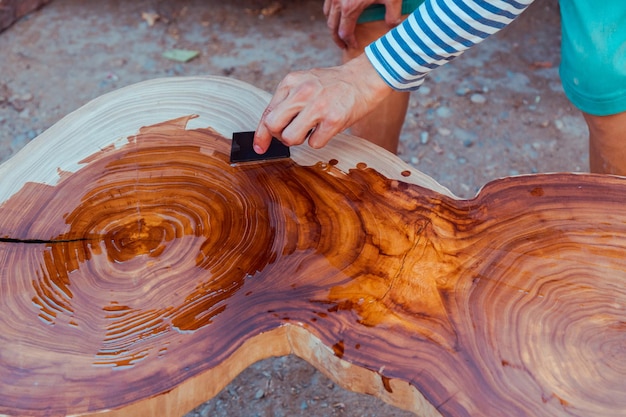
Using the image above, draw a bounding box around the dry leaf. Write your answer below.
[261,2,283,16]
[141,11,160,26]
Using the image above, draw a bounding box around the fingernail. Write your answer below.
[253,144,264,154]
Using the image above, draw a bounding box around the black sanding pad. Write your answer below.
[230,131,290,163]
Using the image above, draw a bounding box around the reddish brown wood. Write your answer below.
[0,77,624,417]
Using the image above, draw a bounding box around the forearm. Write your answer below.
[365,0,535,91]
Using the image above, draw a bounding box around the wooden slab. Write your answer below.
[0,76,624,417]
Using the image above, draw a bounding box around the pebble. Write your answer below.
[470,93,486,104]
[437,127,451,136]
[420,131,429,144]
[455,87,471,96]
[554,119,564,130]
[26,129,38,140]
[418,85,431,95]
[454,128,477,147]
[410,156,419,165]
[436,106,452,118]
[254,388,265,400]
[19,108,31,119]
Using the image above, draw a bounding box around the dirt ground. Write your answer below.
[0,0,587,416]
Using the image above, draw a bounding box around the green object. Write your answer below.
[357,0,424,24]
[559,0,626,115]
[162,49,200,63]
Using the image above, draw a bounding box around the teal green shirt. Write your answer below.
[358,0,425,23]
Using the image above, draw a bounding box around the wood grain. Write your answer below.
[0,76,624,417]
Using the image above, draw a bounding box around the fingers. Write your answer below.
[254,75,321,152]
[255,57,387,154]
[383,0,404,26]
[326,1,347,49]
[254,82,293,153]
[253,108,274,154]
[337,11,359,49]
[322,0,331,16]
[307,122,338,149]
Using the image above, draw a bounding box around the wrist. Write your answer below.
[344,53,394,107]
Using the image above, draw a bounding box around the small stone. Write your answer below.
[300,401,308,410]
[410,156,419,165]
[455,87,470,96]
[539,120,549,128]
[436,106,452,118]
[437,127,451,136]
[554,119,564,130]
[457,157,467,164]
[19,108,31,119]
[26,129,38,140]
[420,131,429,144]
[462,138,474,147]
[418,85,431,95]
[470,93,486,104]
[254,388,265,400]
[21,93,33,102]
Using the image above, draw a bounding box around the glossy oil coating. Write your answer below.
[0,117,625,417]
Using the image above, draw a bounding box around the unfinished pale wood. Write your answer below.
[0,76,624,417]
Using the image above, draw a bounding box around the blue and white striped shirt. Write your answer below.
[365,0,535,91]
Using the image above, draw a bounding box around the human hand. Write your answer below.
[254,54,393,153]
[323,0,403,49]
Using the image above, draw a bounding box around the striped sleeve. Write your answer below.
[365,0,535,91]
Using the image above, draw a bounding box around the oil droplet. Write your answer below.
[329,159,339,166]
[530,187,544,197]
[380,374,393,393]
[332,340,345,359]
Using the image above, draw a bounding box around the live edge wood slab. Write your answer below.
[0,76,624,417]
